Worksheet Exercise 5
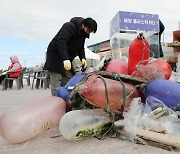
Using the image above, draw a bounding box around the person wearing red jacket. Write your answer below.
[0,55,22,86]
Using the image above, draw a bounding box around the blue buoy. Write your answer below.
[145,79,180,111]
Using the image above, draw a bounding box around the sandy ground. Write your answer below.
[0,79,179,154]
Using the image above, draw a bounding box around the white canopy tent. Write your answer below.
[73,47,100,70]
[74,46,100,60]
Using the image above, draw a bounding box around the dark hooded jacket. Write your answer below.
[159,19,165,36]
[44,17,89,74]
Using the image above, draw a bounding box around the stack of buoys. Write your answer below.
[126,34,172,80]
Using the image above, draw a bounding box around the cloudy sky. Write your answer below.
[0,0,179,69]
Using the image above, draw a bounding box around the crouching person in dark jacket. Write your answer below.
[44,17,97,96]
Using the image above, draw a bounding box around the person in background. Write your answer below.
[159,19,165,57]
[0,55,22,87]
[44,17,97,96]
[150,19,165,58]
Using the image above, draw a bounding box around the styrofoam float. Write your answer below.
[77,75,139,113]
[0,96,66,144]
[59,109,112,140]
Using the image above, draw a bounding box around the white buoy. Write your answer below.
[59,109,112,140]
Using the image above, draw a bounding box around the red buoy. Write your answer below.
[132,59,172,80]
[106,59,128,74]
[128,35,150,75]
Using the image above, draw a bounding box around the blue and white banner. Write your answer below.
[110,11,159,37]
[119,11,159,32]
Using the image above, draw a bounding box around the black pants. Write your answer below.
[0,75,15,89]
[159,41,164,57]
[0,75,6,84]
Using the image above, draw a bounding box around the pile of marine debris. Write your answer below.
[63,61,180,151]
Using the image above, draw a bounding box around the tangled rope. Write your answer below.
[75,74,140,140]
